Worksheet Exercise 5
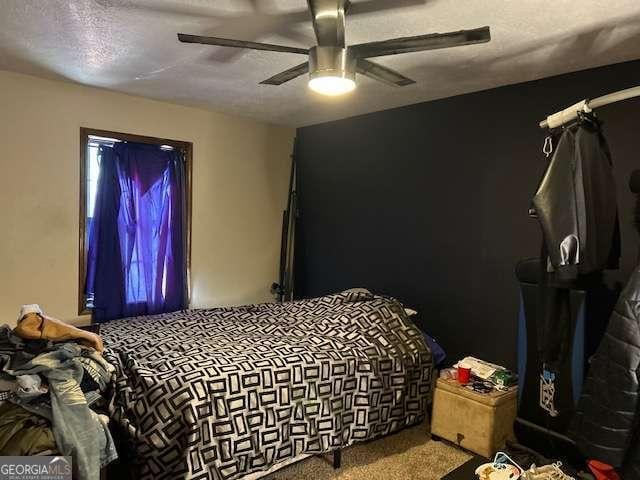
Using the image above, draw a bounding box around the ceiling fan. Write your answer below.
[178,0,491,96]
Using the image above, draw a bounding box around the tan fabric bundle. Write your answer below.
[14,309,104,353]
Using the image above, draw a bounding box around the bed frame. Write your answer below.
[333,449,342,469]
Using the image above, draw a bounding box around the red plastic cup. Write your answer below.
[457,366,471,385]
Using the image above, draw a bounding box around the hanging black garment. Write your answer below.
[515,115,621,459]
[532,115,620,281]
[515,258,616,445]
[570,261,640,479]
[516,258,587,437]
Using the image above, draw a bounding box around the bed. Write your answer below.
[101,290,433,479]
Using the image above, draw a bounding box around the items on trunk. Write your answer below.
[445,356,518,392]
[455,356,505,380]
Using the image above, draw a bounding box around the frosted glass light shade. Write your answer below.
[308,75,356,96]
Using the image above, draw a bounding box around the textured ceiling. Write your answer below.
[1,0,640,126]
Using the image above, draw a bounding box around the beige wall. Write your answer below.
[0,70,295,327]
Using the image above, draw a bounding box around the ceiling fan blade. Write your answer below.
[346,0,428,16]
[343,0,428,17]
[177,33,309,55]
[260,62,310,85]
[356,59,415,86]
[351,26,491,58]
[307,0,346,47]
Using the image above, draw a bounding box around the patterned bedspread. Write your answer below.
[101,290,433,479]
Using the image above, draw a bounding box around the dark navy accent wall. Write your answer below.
[294,59,640,368]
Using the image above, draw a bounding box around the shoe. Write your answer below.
[587,460,620,480]
[524,462,575,480]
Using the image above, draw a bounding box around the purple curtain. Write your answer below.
[86,142,187,322]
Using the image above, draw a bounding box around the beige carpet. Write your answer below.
[269,422,471,480]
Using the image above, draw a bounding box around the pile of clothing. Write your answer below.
[0,305,117,480]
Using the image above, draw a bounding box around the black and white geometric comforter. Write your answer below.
[101,290,432,479]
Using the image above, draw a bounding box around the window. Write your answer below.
[79,128,192,315]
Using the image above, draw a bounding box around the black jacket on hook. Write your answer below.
[532,115,620,280]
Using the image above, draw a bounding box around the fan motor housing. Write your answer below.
[309,46,356,81]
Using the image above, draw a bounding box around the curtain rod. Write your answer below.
[89,136,175,151]
[539,85,640,129]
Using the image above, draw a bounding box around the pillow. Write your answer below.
[404,307,447,367]
[343,288,371,294]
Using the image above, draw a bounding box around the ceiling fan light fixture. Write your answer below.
[308,75,356,96]
[308,46,356,96]
[178,0,492,93]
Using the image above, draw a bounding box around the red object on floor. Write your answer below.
[588,460,621,480]
[457,366,471,384]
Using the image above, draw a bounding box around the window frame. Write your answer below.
[78,127,193,316]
